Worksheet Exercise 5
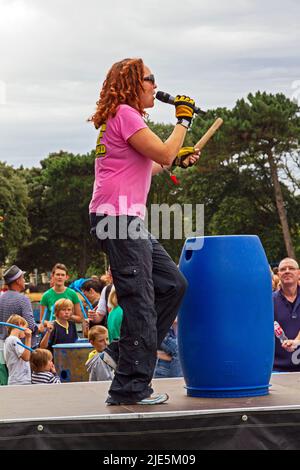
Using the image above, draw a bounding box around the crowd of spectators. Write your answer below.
[1,256,299,386]
[0,262,182,386]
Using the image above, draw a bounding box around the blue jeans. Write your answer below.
[154,356,183,378]
[154,327,183,378]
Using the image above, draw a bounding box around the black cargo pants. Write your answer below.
[90,214,187,403]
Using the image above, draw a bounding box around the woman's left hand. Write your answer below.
[173,147,200,168]
[187,147,200,166]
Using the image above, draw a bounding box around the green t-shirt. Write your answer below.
[40,287,80,321]
[107,305,123,343]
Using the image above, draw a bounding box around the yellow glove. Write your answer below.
[173,146,196,168]
[174,95,196,128]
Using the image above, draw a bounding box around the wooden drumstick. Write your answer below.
[181,117,223,168]
[194,117,223,150]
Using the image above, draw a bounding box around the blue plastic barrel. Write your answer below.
[178,235,274,398]
[53,342,93,382]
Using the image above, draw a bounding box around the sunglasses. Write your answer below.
[143,74,155,85]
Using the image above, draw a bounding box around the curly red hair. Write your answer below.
[89,58,147,129]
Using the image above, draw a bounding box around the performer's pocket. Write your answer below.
[112,265,141,298]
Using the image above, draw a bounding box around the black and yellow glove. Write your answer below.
[174,95,196,128]
[173,146,196,168]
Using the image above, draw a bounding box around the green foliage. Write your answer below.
[189,92,300,259]
[16,150,105,276]
[232,92,300,154]
[0,162,31,264]
[191,92,300,168]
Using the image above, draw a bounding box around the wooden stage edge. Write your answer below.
[2,373,300,449]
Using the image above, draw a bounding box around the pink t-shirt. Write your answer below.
[89,104,152,218]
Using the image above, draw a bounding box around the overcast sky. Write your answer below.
[0,0,300,168]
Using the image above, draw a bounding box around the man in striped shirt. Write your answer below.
[0,265,43,348]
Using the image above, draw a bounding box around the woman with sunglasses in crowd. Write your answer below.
[88,57,199,406]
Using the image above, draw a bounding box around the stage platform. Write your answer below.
[1,373,300,450]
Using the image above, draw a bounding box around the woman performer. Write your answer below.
[89,58,199,405]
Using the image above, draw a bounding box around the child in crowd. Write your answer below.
[107,286,123,343]
[86,267,113,332]
[40,299,78,352]
[85,325,114,381]
[30,348,61,384]
[3,314,32,385]
[87,325,109,359]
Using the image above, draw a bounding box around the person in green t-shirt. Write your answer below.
[0,361,8,385]
[40,263,82,323]
[107,286,123,343]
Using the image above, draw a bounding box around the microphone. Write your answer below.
[155,91,206,116]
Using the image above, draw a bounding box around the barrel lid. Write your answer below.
[52,342,93,349]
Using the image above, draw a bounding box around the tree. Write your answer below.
[230,93,300,258]
[16,151,105,277]
[0,162,31,265]
[191,93,300,258]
